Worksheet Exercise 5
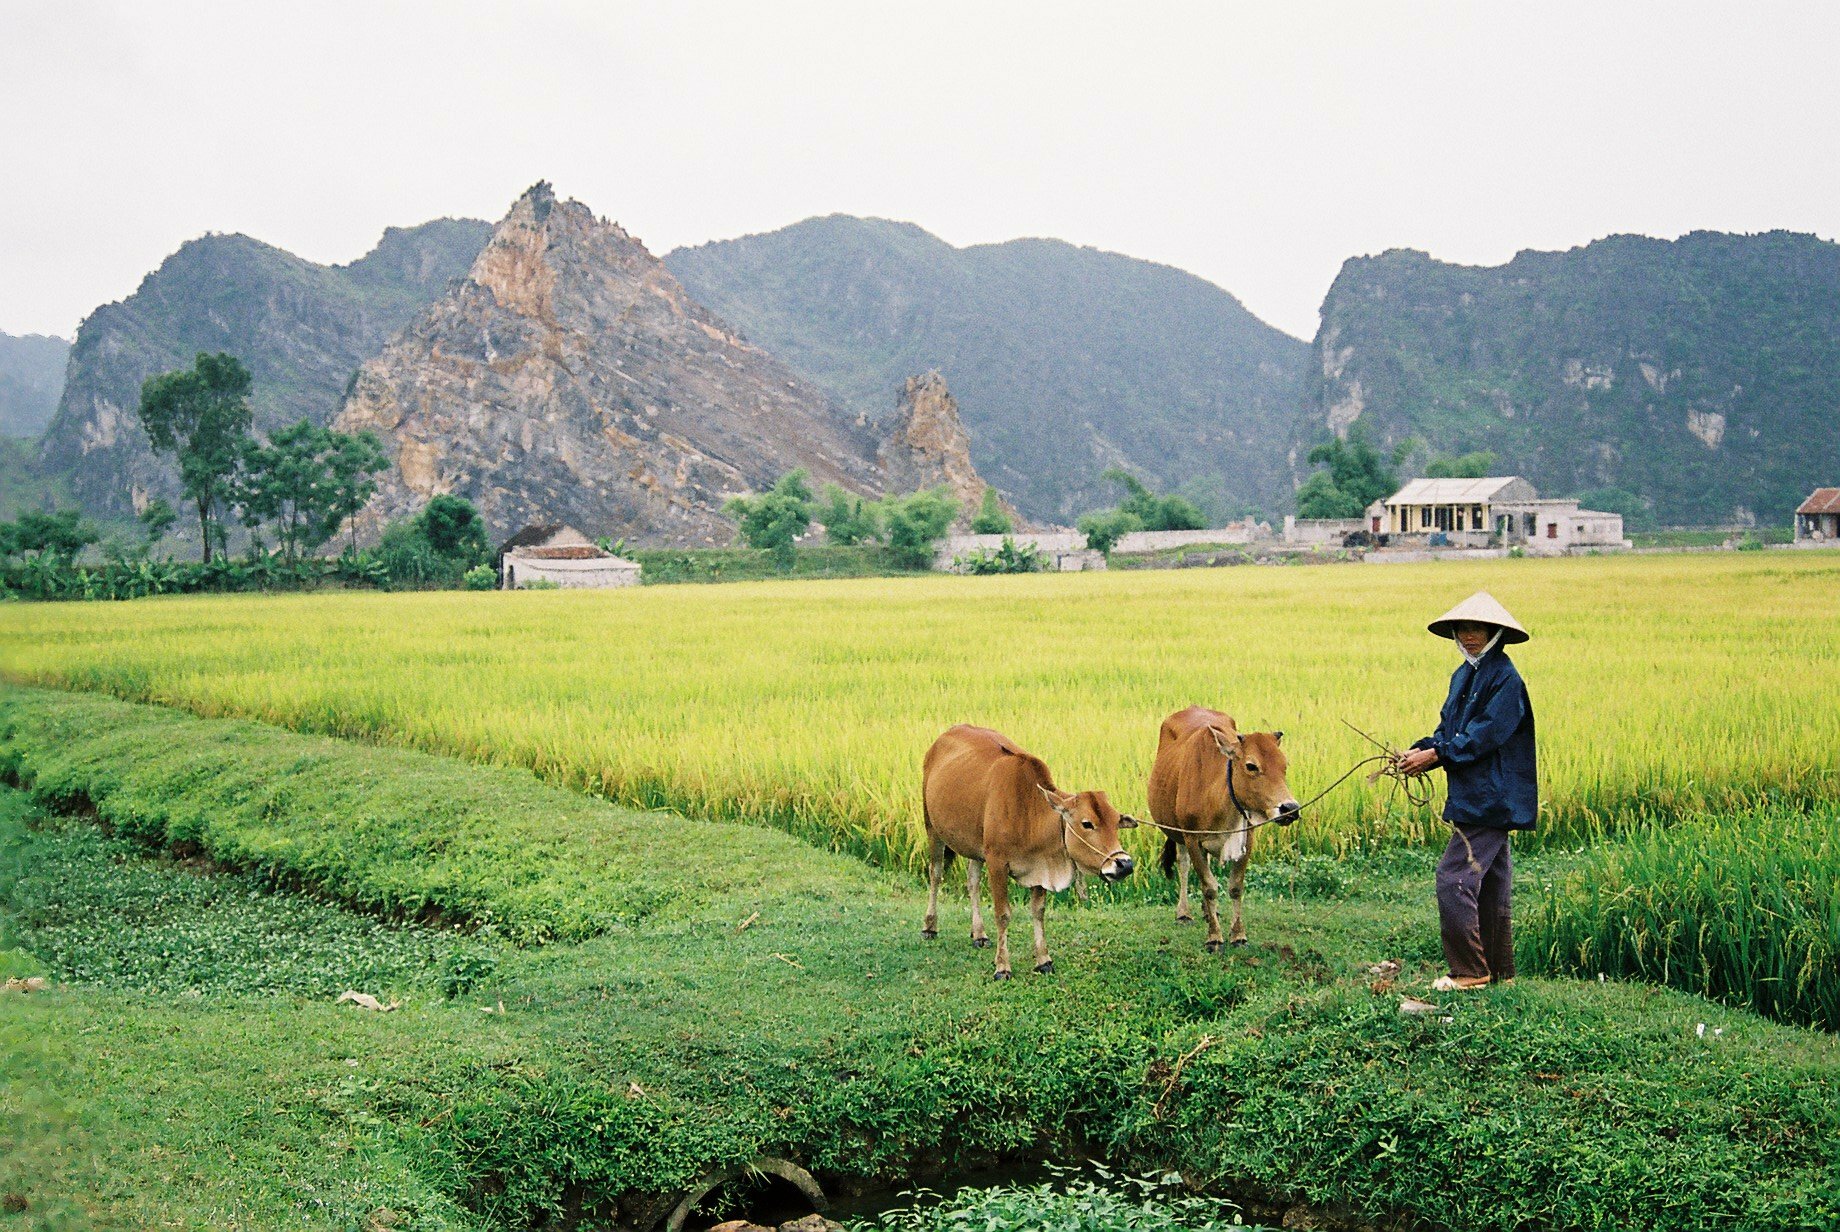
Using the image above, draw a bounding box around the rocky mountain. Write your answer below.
[1310,232,1840,526]
[665,216,1309,523]
[878,371,1009,525]
[39,218,491,517]
[0,333,70,438]
[335,184,971,546]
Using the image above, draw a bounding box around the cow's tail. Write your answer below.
[1159,833,1178,879]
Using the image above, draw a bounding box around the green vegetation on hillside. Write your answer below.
[666,216,1308,523]
[1313,231,1840,525]
[39,218,489,518]
[2,695,1836,1231]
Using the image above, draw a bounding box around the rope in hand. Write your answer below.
[1155,720,1479,874]
[1338,720,1480,873]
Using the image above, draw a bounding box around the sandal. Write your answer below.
[1431,975,1492,992]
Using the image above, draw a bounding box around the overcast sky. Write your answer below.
[5,1,1839,342]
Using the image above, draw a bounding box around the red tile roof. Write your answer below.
[1798,488,1840,515]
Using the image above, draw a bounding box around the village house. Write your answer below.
[1381,477,1627,553]
[1795,488,1840,543]
[497,524,641,589]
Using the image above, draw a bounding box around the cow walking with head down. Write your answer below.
[922,724,1139,978]
[1147,706,1299,951]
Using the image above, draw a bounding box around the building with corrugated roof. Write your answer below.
[1381,477,1626,552]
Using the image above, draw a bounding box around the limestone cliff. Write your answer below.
[333,184,892,546]
[877,371,1011,526]
[1307,232,1840,526]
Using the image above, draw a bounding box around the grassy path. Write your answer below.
[2,687,1837,1230]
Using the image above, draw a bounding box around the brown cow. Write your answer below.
[1147,706,1299,951]
[922,724,1138,978]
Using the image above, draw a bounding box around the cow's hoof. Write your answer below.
[1175,914,1193,925]
[920,928,937,940]
[1205,940,1223,954]
[1034,960,1054,975]
[972,937,992,949]
[1230,937,1248,948]
[993,970,1012,981]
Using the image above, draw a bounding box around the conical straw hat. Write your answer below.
[1427,591,1529,644]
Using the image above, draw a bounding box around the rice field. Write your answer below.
[2,552,1836,876]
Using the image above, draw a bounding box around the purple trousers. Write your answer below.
[1435,825,1515,981]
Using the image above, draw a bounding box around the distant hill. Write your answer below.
[0,332,70,438]
[1309,232,1840,526]
[39,218,491,517]
[334,185,988,546]
[666,216,1310,522]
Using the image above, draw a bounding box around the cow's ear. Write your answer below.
[1036,784,1073,815]
[1209,727,1239,758]
[1116,813,1141,829]
[1274,730,1285,745]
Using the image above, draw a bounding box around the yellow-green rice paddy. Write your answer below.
[3,551,1835,872]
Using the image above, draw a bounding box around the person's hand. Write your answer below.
[1397,748,1439,777]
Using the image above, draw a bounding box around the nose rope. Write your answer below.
[1154,722,1435,843]
[1060,814,1129,865]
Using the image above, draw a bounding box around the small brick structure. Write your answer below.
[497,525,640,589]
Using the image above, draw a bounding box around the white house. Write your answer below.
[498,525,641,589]
[1382,477,1627,553]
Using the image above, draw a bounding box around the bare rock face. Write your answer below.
[334,184,890,546]
[877,370,1011,526]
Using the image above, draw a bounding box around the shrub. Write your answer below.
[815,484,881,546]
[955,536,1041,574]
[725,470,815,569]
[1079,508,1141,555]
[881,487,958,568]
[373,496,493,590]
[968,488,1013,535]
[462,565,497,591]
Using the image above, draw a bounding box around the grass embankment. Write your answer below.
[2,688,1837,1231]
[1,554,1836,878]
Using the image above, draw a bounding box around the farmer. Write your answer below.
[1396,592,1536,992]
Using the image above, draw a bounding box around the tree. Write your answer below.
[420,494,491,565]
[1101,467,1207,531]
[137,353,254,562]
[12,509,99,564]
[327,430,390,553]
[724,470,815,568]
[1295,425,1397,519]
[1078,508,1141,556]
[969,487,1013,535]
[138,499,177,550]
[238,421,389,561]
[815,483,881,545]
[880,487,958,568]
[1425,450,1499,479]
[1293,470,1365,519]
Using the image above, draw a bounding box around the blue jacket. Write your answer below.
[1412,647,1538,830]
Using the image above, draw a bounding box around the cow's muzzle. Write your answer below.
[1101,854,1135,882]
[1273,800,1301,826]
